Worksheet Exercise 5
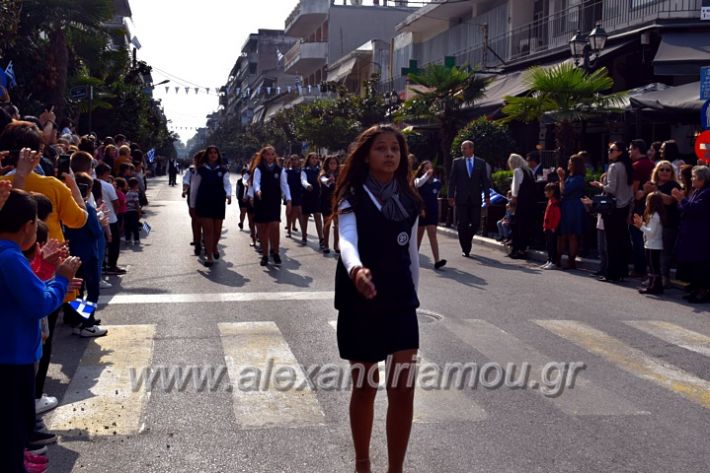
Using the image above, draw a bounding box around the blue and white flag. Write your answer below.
[146,148,156,163]
[69,299,97,320]
[141,220,152,236]
[4,61,16,88]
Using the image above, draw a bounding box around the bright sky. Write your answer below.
[130,0,301,144]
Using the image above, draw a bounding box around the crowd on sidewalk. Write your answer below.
[0,99,153,472]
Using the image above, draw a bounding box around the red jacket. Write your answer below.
[543,198,561,232]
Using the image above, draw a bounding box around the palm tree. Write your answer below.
[396,64,489,174]
[500,62,626,162]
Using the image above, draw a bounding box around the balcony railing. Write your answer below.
[283,40,328,74]
[285,0,330,37]
[390,0,701,86]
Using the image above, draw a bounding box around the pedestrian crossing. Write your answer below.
[46,318,709,437]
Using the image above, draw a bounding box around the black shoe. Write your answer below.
[461,252,470,258]
[260,256,269,266]
[203,260,214,268]
[194,245,201,256]
[190,241,196,246]
[434,259,447,270]
[323,248,330,255]
[214,252,220,260]
[271,253,282,265]
[105,266,127,275]
[238,222,244,230]
[509,251,527,260]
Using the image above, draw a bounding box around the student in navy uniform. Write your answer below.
[236,163,248,231]
[252,145,292,266]
[414,160,447,269]
[190,146,232,267]
[182,151,205,256]
[299,152,324,247]
[319,155,339,254]
[334,124,422,473]
[285,154,303,238]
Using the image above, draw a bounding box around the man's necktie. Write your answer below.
[467,158,473,177]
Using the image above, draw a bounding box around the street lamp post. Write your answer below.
[569,23,608,73]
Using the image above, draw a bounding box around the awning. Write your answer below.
[629,81,704,114]
[653,33,710,76]
[327,57,358,83]
[476,70,529,110]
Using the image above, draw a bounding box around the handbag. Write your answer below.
[591,194,616,215]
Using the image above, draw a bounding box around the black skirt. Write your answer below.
[336,307,419,362]
[196,200,225,220]
[253,198,281,223]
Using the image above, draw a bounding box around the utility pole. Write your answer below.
[87,86,94,133]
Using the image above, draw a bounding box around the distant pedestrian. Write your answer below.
[414,160,446,269]
[319,155,339,254]
[541,182,561,270]
[168,157,178,186]
[333,124,422,473]
[299,152,324,247]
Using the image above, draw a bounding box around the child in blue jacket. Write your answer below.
[0,187,80,473]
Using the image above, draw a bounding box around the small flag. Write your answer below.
[174,86,180,94]
[165,86,169,93]
[276,48,284,62]
[266,87,272,95]
[140,221,152,237]
[4,61,17,88]
[184,86,190,94]
[69,299,97,320]
[276,86,281,94]
[194,87,199,94]
[206,87,211,94]
[146,148,156,163]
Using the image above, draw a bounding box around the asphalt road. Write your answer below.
[43,175,709,473]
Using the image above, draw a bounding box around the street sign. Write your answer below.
[701,67,710,99]
[69,85,89,101]
[694,130,710,163]
[702,100,710,130]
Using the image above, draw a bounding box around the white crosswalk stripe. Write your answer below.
[447,319,647,416]
[46,325,156,437]
[624,320,710,358]
[218,322,326,429]
[535,320,710,409]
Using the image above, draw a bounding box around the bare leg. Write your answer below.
[213,219,223,255]
[190,208,201,245]
[257,223,269,256]
[239,209,246,227]
[314,212,324,242]
[269,221,280,254]
[201,218,215,262]
[323,215,332,250]
[385,350,417,473]
[247,212,256,244]
[349,362,379,473]
[333,219,339,252]
[292,206,301,232]
[416,225,425,249]
[426,225,440,262]
[299,213,309,242]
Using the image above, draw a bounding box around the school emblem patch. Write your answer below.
[273,173,279,179]
[397,231,409,246]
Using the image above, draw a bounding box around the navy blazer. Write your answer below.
[448,155,491,206]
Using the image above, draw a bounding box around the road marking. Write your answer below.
[100,291,334,305]
[328,320,487,423]
[624,321,710,358]
[451,320,645,416]
[46,325,156,437]
[535,320,710,409]
[218,322,326,429]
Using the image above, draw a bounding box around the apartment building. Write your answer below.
[388,0,708,154]
[105,0,139,51]
[223,30,297,126]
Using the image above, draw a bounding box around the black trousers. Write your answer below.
[512,206,534,254]
[455,203,481,254]
[0,364,35,473]
[545,230,558,263]
[602,204,631,280]
[646,249,661,276]
[35,308,59,398]
[107,221,121,269]
[125,211,140,242]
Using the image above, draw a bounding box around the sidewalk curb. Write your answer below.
[436,224,601,271]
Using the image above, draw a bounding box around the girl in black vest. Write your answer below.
[319,155,339,254]
[299,152,324,247]
[182,151,205,256]
[285,154,303,238]
[193,146,231,267]
[414,160,447,269]
[334,124,422,473]
[253,145,291,266]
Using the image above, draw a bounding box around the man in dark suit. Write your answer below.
[448,140,491,257]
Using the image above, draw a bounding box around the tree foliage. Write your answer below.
[451,117,515,170]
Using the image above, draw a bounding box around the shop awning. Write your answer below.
[629,81,704,114]
[476,71,529,110]
[653,33,710,76]
[327,57,358,83]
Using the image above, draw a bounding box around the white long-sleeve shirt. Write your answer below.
[253,167,291,202]
[338,186,419,292]
[640,212,663,250]
[188,165,232,208]
[511,167,525,197]
[414,172,431,188]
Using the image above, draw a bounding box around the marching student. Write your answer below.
[236,162,249,232]
[285,154,303,238]
[333,124,422,473]
[252,145,291,266]
[0,188,81,473]
[413,160,446,269]
[319,155,339,254]
[299,152,324,247]
[182,151,205,256]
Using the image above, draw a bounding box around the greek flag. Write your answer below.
[141,220,152,236]
[69,299,97,320]
[146,148,156,163]
[4,61,16,88]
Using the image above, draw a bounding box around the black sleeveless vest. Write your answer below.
[334,189,419,313]
[258,162,283,207]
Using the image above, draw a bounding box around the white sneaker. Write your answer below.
[99,279,112,289]
[35,395,58,415]
[544,263,560,270]
[75,325,108,338]
[540,262,552,269]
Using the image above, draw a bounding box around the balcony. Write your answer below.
[283,40,328,75]
[285,0,330,38]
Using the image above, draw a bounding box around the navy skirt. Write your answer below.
[336,307,419,362]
